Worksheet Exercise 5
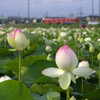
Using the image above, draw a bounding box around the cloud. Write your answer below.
[0,0,99,17]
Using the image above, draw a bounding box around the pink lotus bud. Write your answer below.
[78,61,89,68]
[45,45,52,52]
[7,29,30,51]
[78,32,81,35]
[56,45,78,70]
[7,33,13,40]
[13,29,26,48]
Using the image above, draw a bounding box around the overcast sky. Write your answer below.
[0,0,99,18]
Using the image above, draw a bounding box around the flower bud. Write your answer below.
[47,54,53,61]
[85,37,91,43]
[70,96,76,100]
[58,35,62,42]
[78,61,89,68]
[45,45,52,52]
[56,45,78,70]
[7,29,30,51]
[89,44,94,53]
[21,67,28,75]
[97,52,100,61]
[80,38,84,43]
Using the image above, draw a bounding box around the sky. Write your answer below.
[0,0,99,18]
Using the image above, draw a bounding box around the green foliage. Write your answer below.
[0,25,99,100]
[4,54,47,76]
[84,89,100,100]
[29,83,63,95]
[0,80,34,100]
[0,59,11,73]
[23,60,57,84]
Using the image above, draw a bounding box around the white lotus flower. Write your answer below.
[73,61,96,78]
[0,75,11,83]
[0,31,5,35]
[69,36,72,41]
[85,37,91,43]
[98,39,100,42]
[42,45,95,90]
[83,32,87,35]
[60,32,67,38]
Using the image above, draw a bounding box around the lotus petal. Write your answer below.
[72,67,96,77]
[42,68,64,77]
[59,72,71,90]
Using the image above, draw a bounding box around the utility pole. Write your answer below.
[92,0,94,20]
[99,0,100,24]
[80,7,83,18]
[28,0,30,20]
[69,10,70,18]
[80,7,84,22]
[45,12,48,18]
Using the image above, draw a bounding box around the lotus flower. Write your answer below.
[7,29,30,51]
[84,37,91,43]
[0,75,11,83]
[42,45,95,90]
[75,61,95,79]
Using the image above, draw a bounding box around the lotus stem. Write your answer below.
[91,53,93,68]
[81,48,83,60]
[67,88,70,100]
[5,40,7,56]
[81,77,84,100]
[75,40,77,54]
[19,51,21,82]
[78,49,79,59]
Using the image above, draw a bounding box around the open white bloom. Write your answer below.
[69,36,72,41]
[42,45,95,90]
[98,39,100,42]
[60,32,67,38]
[73,61,96,77]
[83,32,87,35]
[85,37,91,43]
[0,31,5,35]
[0,75,11,83]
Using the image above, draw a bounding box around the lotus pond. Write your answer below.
[0,26,100,100]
